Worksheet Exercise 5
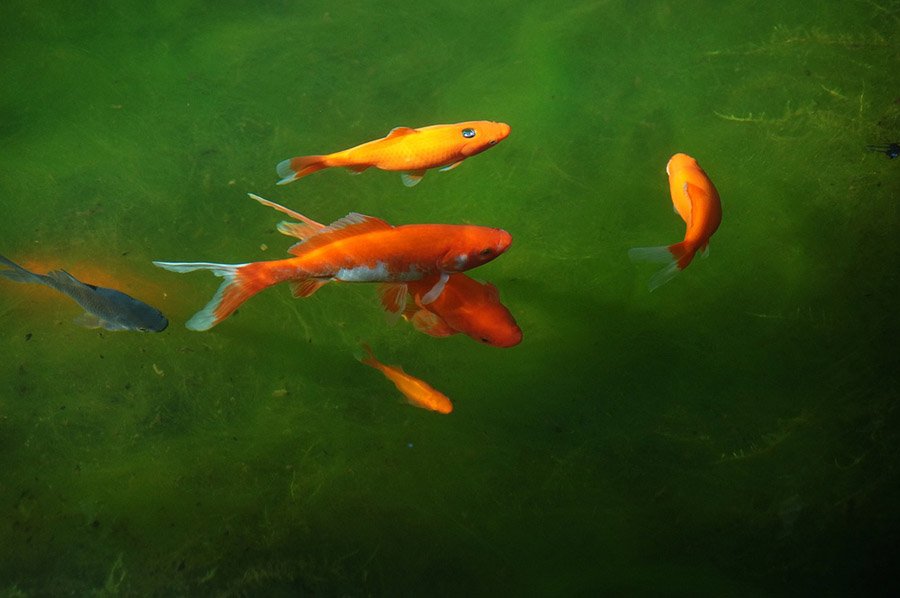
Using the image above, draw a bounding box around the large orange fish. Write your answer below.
[154,198,511,331]
[378,274,522,347]
[359,344,453,414]
[276,121,511,187]
[628,153,722,291]
[249,194,522,347]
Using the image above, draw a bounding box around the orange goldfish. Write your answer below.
[377,274,522,347]
[154,199,511,331]
[276,121,511,187]
[359,344,453,414]
[629,153,722,291]
[247,195,522,347]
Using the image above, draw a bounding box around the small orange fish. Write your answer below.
[359,344,453,414]
[276,121,511,187]
[629,153,722,291]
[378,273,522,347]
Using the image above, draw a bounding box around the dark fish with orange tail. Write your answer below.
[358,344,453,414]
[276,121,510,187]
[628,153,722,291]
[0,255,167,332]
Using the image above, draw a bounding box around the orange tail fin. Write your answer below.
[357,342,382,369]
[627,241,695,291]
[276,155,330,185]
[152,261,284,330]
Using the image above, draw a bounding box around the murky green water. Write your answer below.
[1,0,898,595]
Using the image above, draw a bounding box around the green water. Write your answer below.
[1,0,898,595]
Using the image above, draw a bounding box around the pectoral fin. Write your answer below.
[439,161,463,172]
[376,283,408,314]
[410,309,456,337]
[73,312,103,329]
[401,170,426,187]
[420,272,449,305]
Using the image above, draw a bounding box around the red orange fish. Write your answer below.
[154,200,511,330]
[378,274,522,347]
[248,194,522,347]
[629,153,722,291]
[276,121,510,187]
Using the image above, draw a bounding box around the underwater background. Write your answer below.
[1,0,898,595]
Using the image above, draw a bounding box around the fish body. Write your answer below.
[628,153,722,291]
[359,344,453,414]
[154,210,511,331]
[379,273,522,347]
[0,255,167,332]
[276,121,511,187]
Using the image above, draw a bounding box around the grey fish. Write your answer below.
[0,254,167,332]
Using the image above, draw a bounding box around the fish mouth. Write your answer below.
[149,317,169,332]
[496,229,513,254]
[493,327,523,348]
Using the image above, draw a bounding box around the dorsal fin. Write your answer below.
[277,221,319,240]
[670,182,692,227]
[47,269,89,288]
[385,126,417,139]
[287,213,393,256]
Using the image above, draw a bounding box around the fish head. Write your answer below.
[440,227,512,272]
[135,305,169,332]
[93,287,168,332]
[456,121,511,157]
[443,280,523,348]
[666,153,698,177]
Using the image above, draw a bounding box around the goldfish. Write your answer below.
[153,200,512,331]
[276,121,511,187]
[628,153,722,291]
[378,274,522,347]
[248,194,522,347]
[358,344,453,414]
[0,255,168,332]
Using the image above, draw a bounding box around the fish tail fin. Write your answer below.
[357,342,380,369]
[627,242,695,291]
[276,155,330,185]
[0,254,43,284]
[152,261,280,330]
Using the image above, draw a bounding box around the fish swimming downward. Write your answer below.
[358,344,453,414]
[628,153,722,291]
[378,274,522,348]
[276,121,511,187]
[0,255,168,332]
[154,198,512,331]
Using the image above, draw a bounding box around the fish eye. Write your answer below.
[462,128,476,138]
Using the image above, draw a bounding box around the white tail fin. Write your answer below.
[628,242,693,292]
[153,260,268,330]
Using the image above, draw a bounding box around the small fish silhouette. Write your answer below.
[865,142,899,159]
